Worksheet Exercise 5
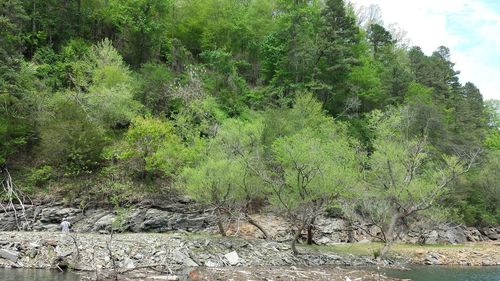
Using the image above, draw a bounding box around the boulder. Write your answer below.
[39,207,80,223]
[141,209,173,232]
[481,227,498,240]
[0,249,19,263]
[0,214,19,231]
[224,251,240,266]
[171,249,198,267]
[140,209,210,232]
[92,214,116,232]
[464,227,484,242]
[424,230,439,244]
[425,253,441,265]
[439,228,467,244]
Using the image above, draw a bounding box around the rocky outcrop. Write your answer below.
[0,232,378,274]
[0,204,497,246]
[0,203,213,234]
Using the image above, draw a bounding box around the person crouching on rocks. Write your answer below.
[61,217,71,233]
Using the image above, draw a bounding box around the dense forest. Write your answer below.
[1,0,499,244]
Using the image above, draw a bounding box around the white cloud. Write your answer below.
[349,0,500,100]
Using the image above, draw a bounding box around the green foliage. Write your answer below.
[0,0,496,224]
[265,94,361,229]
[359,107,474,245]
[180,113,265,212]
[453,152,500,226]
[137,63,177,116]
[27,165,53,187]
[174,94,227,143]
[38,95,106,175]
[201,49,248,116]
[72,39,143,128]
[115,116,191,178]
[108,0,172,66]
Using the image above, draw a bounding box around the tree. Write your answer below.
[68,39,142,128]
[180,114,270,238]
[108,0,172,66]
[137,63,175,116]
[367,23,394,56]
[181,152,241,236]
[484,100,500,150]
[214,115,270,238]
[0,0,35,166]
[264,94,360,254]
[360,107,479,257]
[453,152,500,226]
[115,116,189,180]
[313,0,360,114]
[38,95,106,175]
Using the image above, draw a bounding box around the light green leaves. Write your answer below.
[120,116,189,177]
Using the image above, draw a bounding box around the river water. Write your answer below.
[0,266,499,281]
[0,269,81,281]
[383,266,500,281]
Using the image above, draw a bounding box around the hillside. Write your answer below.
[1,0,499,251]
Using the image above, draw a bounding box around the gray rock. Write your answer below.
[0,249,19,262]
[481,227,498,240]
[123,257,135,269]
[316,237,332,245]
[225,251,240,266]
[464,227,483,242]
[425,230,439,244]
[0,214,19,231]
[39,207,80,223]
[425,253,440,265]
[172,249,198,267]
[140,209,210,232]
[92,214,116,232]
[148,275,180,280]
[205,260,220,267]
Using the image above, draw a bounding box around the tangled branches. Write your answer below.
[0,166,32,230]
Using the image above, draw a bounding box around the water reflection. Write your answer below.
[383,266,500,281]
[0,268,81,281]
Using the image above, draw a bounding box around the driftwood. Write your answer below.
[0,166,32,230]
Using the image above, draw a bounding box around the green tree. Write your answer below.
[116,116,189,180]
[313,0,360,114]
[270,125,359,254]
[108,0,172,66]
[264,94,360,254]
[38,95,106,175]
[137,63,176,116]
[181,114,269,237]
[0,0,36,166]
[360,107,479,257]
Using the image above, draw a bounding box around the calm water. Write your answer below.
[383,266,500,281]
[0,266,499,281]
[0,269,81,281]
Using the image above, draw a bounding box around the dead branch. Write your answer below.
[0,166,32,230]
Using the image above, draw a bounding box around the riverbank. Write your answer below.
[1,203,498,245]
[0,232,498,280]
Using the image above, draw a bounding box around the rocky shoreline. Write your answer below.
[0,231,498,280]
[0,203,499,280]
[0,231,397,280]
[1,203,498,244]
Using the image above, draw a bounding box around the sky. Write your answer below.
[349,0,500,101]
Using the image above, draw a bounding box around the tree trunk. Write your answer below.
[379,213,400,259]
[245,213,269,240]
[307,217,316,245]
[216,209,226,237]
[379,239,394,259]
[291,221,306,255]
